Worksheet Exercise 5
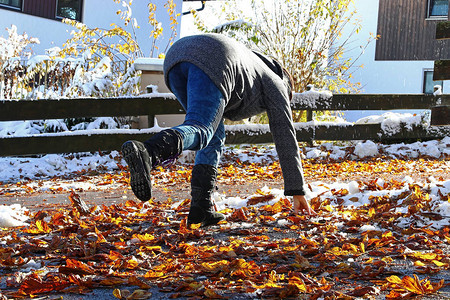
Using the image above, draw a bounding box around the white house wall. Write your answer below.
[340,0,449,122]
[347,0,450,94]
[0,0,183,56]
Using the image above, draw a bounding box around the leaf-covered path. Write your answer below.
[0,145,449,299]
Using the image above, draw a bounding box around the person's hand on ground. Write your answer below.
[293,195,317,215]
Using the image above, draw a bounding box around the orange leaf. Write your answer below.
[204,288,223,298]
[231,208,249,222]
[19,275,71,295]
[247,194,275,206]
[401,275,424,294]
[100,277,127,286]
[109,250,124,261]
[95,226,107,243]
[59,259,95,275]
[128,276,151,289]
[288,276,307,292]
[69,190,90,216]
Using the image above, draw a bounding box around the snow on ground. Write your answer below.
[0,106,448,229]
[0,137,449,229]
[210,177,450,230]
[0,204,29,228]
[0,137,448,183]
[2,176,449,229]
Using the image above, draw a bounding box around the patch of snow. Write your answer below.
[0,204,29,227]
[354,140,378,158]
[359,224,381,232]
[348,181,360,194]
[355,112,426,136]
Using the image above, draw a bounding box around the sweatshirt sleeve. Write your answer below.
[264,81,306,196]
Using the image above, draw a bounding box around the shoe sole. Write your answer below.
[121,141,152,201]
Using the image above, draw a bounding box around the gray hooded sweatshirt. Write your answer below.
[163,34,305,196]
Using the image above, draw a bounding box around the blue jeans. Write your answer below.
[168,62,226,167]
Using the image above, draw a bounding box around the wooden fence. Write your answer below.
[0,93,449,156]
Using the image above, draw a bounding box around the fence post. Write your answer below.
[305,85,314,147]
[148,115,155,128]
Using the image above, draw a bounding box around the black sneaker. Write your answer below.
[121,140,153,201]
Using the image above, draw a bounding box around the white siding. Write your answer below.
[0,0,183,56]
[342,0,449,121]
[346,0,450,94]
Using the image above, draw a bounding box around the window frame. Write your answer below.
[0,0,22,11]
[423,69,444,94]
[55,0,83,22]
[427,0,449,19]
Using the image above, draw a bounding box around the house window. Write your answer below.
[428,0,449,18]
[0,0,21,9]
[56,0,82,21]
[423,70,443,94]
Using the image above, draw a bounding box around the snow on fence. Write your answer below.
[0,93,449,156]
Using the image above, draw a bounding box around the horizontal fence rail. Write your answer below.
[2,94,449,122]
[0,96,184,122]
[0,94,449,156]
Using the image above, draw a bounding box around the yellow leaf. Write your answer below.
[140,246,162,253]
[382,256,393,263]
[133,233,156,242]
[100,278,127,286]
[288,276,307,292]
[144,270,165,279]
[364,257,374,264]
[113,288,123,299]
[382,231,393,239]
[432,260,447,267]
[359,242,365,253]
[35,220,51,233]
[127,258,139,269]
[201,260,229,273]
[444,235,450,243]
[411,252,437,261]
[414,261,426,267]
[386,275,402,285]
[323,204,333,212]
[189,223,201,230]
[189,282,203,290]
[368,207,375,218]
